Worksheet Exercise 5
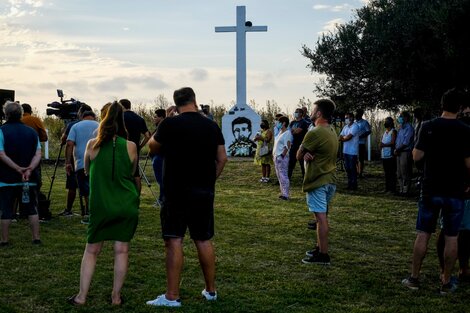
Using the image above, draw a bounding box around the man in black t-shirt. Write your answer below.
[119,99,151,193]
[402,89,470,294]
[288,108,309,179]
[146,87,227,307]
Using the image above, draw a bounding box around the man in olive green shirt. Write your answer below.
[297,99,338,265]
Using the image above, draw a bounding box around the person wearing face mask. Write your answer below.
[380,117,397,193]
[288,108,309,180]
[273,113,284,138]
[338,113,360,190]
[273,116,292,200]
[394,111,414,196]
[354,109,371,178]
[254,119,274,183]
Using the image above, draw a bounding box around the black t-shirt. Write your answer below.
[289,119,309,148]
[415,118,470,198]
[154,112,225,197]
[124,111,148,151]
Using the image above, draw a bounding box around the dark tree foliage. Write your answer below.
[302,0,470,112]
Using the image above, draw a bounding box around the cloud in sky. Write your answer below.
[190,68,209,81]
[313,3,353,12]
[0,1,369,113]
[5,0,43,17]
[318,18,344,35]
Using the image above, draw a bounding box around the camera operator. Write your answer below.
[0,101,42,245]
[119,99,151,193]
[58,104,92,217]
[65,109,99,224]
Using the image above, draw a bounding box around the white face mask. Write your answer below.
[294,112,300,119]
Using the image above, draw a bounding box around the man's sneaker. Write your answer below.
[81,216,89,225]
[58,210,73,217]
[146,294,181,307]
[302,252,330,265]
[440,281,458,295]
[307,220,317,230]
[201,289,217,301]
[401,276,420,290]
[305,246,320,257]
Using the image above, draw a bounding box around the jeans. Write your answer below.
[382,157,396,192]
[343,153,358,189]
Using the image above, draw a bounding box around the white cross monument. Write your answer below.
[215,6,268,157]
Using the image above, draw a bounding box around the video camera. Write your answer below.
[46,89,82,121]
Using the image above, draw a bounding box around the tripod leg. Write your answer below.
[138,164,159,202]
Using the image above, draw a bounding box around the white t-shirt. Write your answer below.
[273,130,293,158]
[340,123,360,156]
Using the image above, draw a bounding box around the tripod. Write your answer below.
[46,144,86,216]
[139,154,159,202]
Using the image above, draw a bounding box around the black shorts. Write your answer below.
[65,171,78,189]
[76,169,90,197]
[160,188,215,241]
[0,186,38,219]
[358,144,367,163]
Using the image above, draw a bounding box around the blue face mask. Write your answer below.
[398,116,404,124]
[276,121,282,129]
[345,118,350,125]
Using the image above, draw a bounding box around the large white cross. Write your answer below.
[215,6,267,107]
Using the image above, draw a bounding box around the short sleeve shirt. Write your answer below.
[301,125,338,192]
[154,112,225,197]
[415,118,470,198]
[67,120,99,171]
[124,111,149,152]
[340,123,360,155]
[355,119,371,144]
[289,119,309,148]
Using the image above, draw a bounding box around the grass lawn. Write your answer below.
[0,159,468,313]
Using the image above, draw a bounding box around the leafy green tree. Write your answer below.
[302,0,470,112]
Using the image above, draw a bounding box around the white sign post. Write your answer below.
[215,6,268,157]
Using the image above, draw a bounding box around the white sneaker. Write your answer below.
[201,289,217,301]
[146,294,181,307]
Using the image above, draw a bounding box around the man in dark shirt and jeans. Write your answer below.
[120,99,151,193]
[402,88,470,294]
[288,108,309,180]
[146,87,227,307]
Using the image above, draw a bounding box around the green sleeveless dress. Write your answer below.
[87,136,139,243]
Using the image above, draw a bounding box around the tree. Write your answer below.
[302,0,470,113]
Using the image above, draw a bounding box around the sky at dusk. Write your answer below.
[1,0,369,115]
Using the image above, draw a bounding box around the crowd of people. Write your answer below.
[0,86,469,307]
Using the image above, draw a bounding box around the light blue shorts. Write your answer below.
[306,184,336,213]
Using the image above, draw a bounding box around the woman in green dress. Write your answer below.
[69,101,139,306]
[254,119,274,183]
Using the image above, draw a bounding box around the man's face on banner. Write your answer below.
[233,122,251,140]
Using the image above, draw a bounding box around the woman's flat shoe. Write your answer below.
[67,295,84,306]
[110,295,124,305]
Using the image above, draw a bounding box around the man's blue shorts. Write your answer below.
[306,184,336,213]
[416,196,464,236]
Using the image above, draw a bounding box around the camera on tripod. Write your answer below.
[46,89,82,121]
